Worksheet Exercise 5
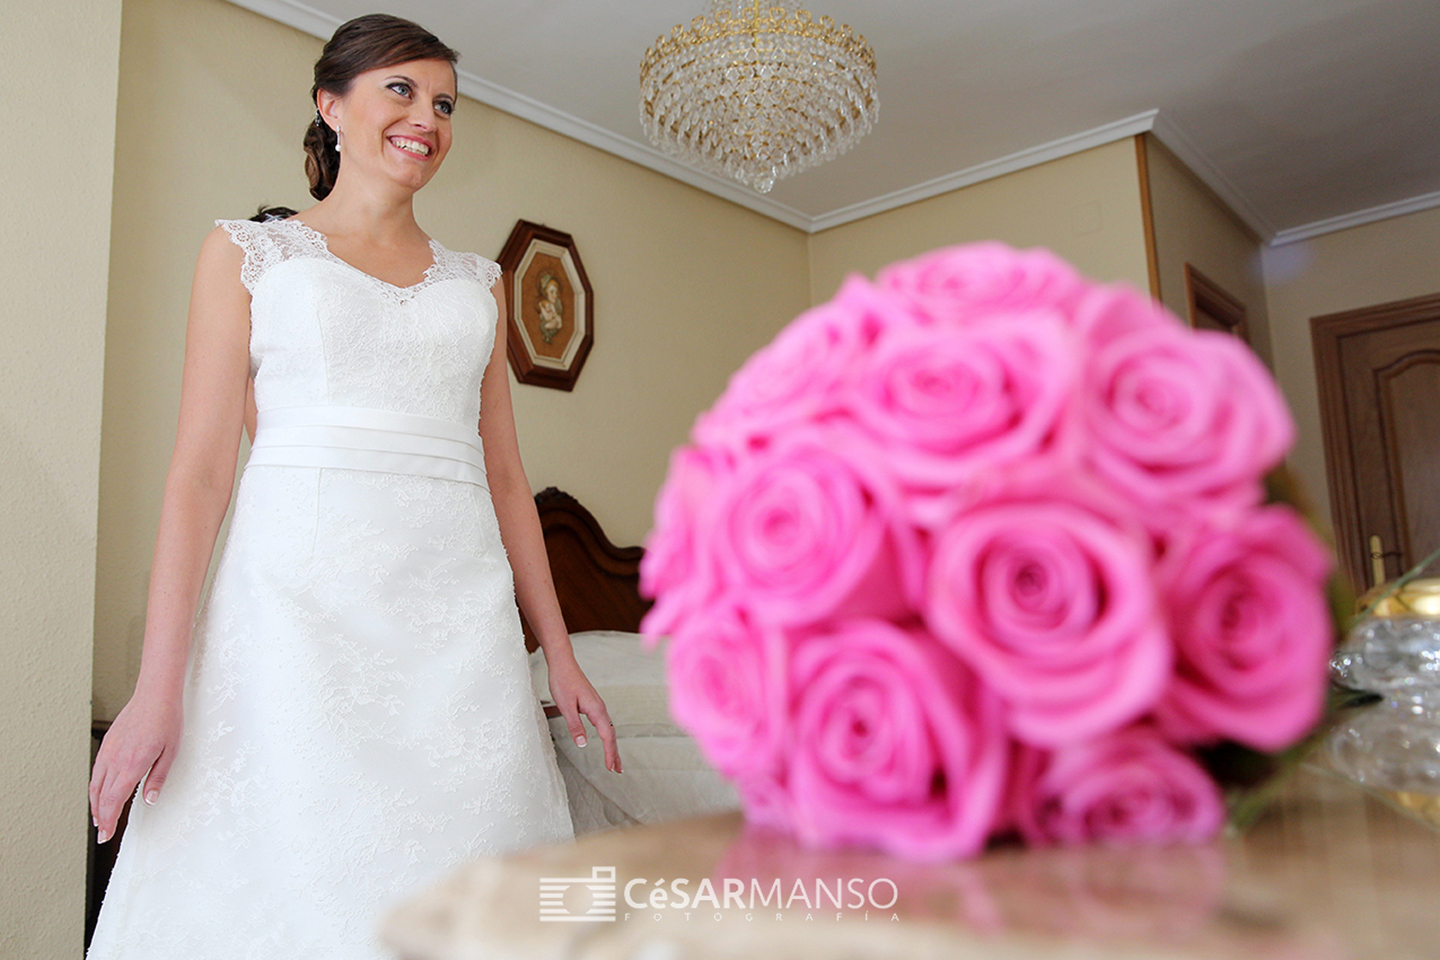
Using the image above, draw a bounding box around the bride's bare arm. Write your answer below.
[89,227,251,841]
[479,280,621,774]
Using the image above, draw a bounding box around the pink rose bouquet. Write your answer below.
[642,242,1333,861]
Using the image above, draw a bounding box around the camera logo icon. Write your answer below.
[539,865,617,922]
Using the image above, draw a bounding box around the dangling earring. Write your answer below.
[334,129,342,153]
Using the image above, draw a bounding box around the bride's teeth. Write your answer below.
[393,139,430,156]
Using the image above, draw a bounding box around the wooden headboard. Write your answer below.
[522,487,650,652]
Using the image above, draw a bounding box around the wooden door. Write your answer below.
[1313,292,1440,590]
[1185,264,1250,344]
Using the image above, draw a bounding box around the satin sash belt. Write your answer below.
[248,405,487,488]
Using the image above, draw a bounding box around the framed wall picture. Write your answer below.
[496,220,594,391]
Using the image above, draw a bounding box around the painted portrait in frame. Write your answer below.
[496,221,594,391]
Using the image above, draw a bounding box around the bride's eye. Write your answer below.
[435,99,454,117]
[387,81,412,98]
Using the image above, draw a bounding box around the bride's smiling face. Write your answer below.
[320,58,457,194]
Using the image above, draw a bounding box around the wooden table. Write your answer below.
[383,766,1440,960]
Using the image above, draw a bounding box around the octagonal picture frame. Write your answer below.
[496,220,594,392]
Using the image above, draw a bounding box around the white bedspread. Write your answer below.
[530,631,740,834]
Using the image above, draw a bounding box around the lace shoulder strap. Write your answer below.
[216,219,282,294]
[449,249,502,290]
[216,218,330,294]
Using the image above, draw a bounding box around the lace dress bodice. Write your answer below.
[219,218,503,424]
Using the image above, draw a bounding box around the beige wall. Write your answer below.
[807,137,1152,301]
[0,1,121,954]
[1262,204,1440,530]
[93,0,811,721]
[94,0,318,725]
[1143,135,1273,366]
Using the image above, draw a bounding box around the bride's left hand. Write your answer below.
[547,655,622,774]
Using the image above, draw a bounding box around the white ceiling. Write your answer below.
[235,0,1440,243]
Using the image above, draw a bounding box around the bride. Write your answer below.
[87,13,616,957]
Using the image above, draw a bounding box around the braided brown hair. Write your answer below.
[303,14,459,200]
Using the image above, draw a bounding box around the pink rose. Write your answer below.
[694,277,898,451]
[786,620,1008,860]
[641,445,732,640]
[1011,727,1225,846]
[1081,320,1294,510]
[665,608,788,781]
[924,493,1171,745]
[876,243,1085,325]
[1071,284,1182,347]
[846,314,1080,494]
[705,433,922,625]
[1155,507,1332,751]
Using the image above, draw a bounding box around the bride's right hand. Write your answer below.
[89,689,183,843]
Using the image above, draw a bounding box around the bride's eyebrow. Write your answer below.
[395,75,455,102]
[387,75,453,94]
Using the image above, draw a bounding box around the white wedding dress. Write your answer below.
[88,218,573,959]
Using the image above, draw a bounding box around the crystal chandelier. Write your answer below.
[639,0,878,193]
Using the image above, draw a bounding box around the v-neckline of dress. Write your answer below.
[283,219,442,293]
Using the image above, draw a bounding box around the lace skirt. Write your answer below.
[88,463,573,959]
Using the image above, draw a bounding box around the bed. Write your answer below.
[522,487,739,835]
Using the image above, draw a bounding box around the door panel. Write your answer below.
[1376,349,1440,569]
[1313,293,1440,590]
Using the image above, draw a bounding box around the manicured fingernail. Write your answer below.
[145,790,158,805]
[97,829,110,844]
[92,816,98,828]
[576,736,587,748]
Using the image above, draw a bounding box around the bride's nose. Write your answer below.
[408,106,438,130]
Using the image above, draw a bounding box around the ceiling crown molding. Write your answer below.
[1147,113,1276,241]
[1270,189,1440,247]
[234,0,1165,236]
[227,0,1433,245]
[809,111,1159,233]
[234,0,334,38]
